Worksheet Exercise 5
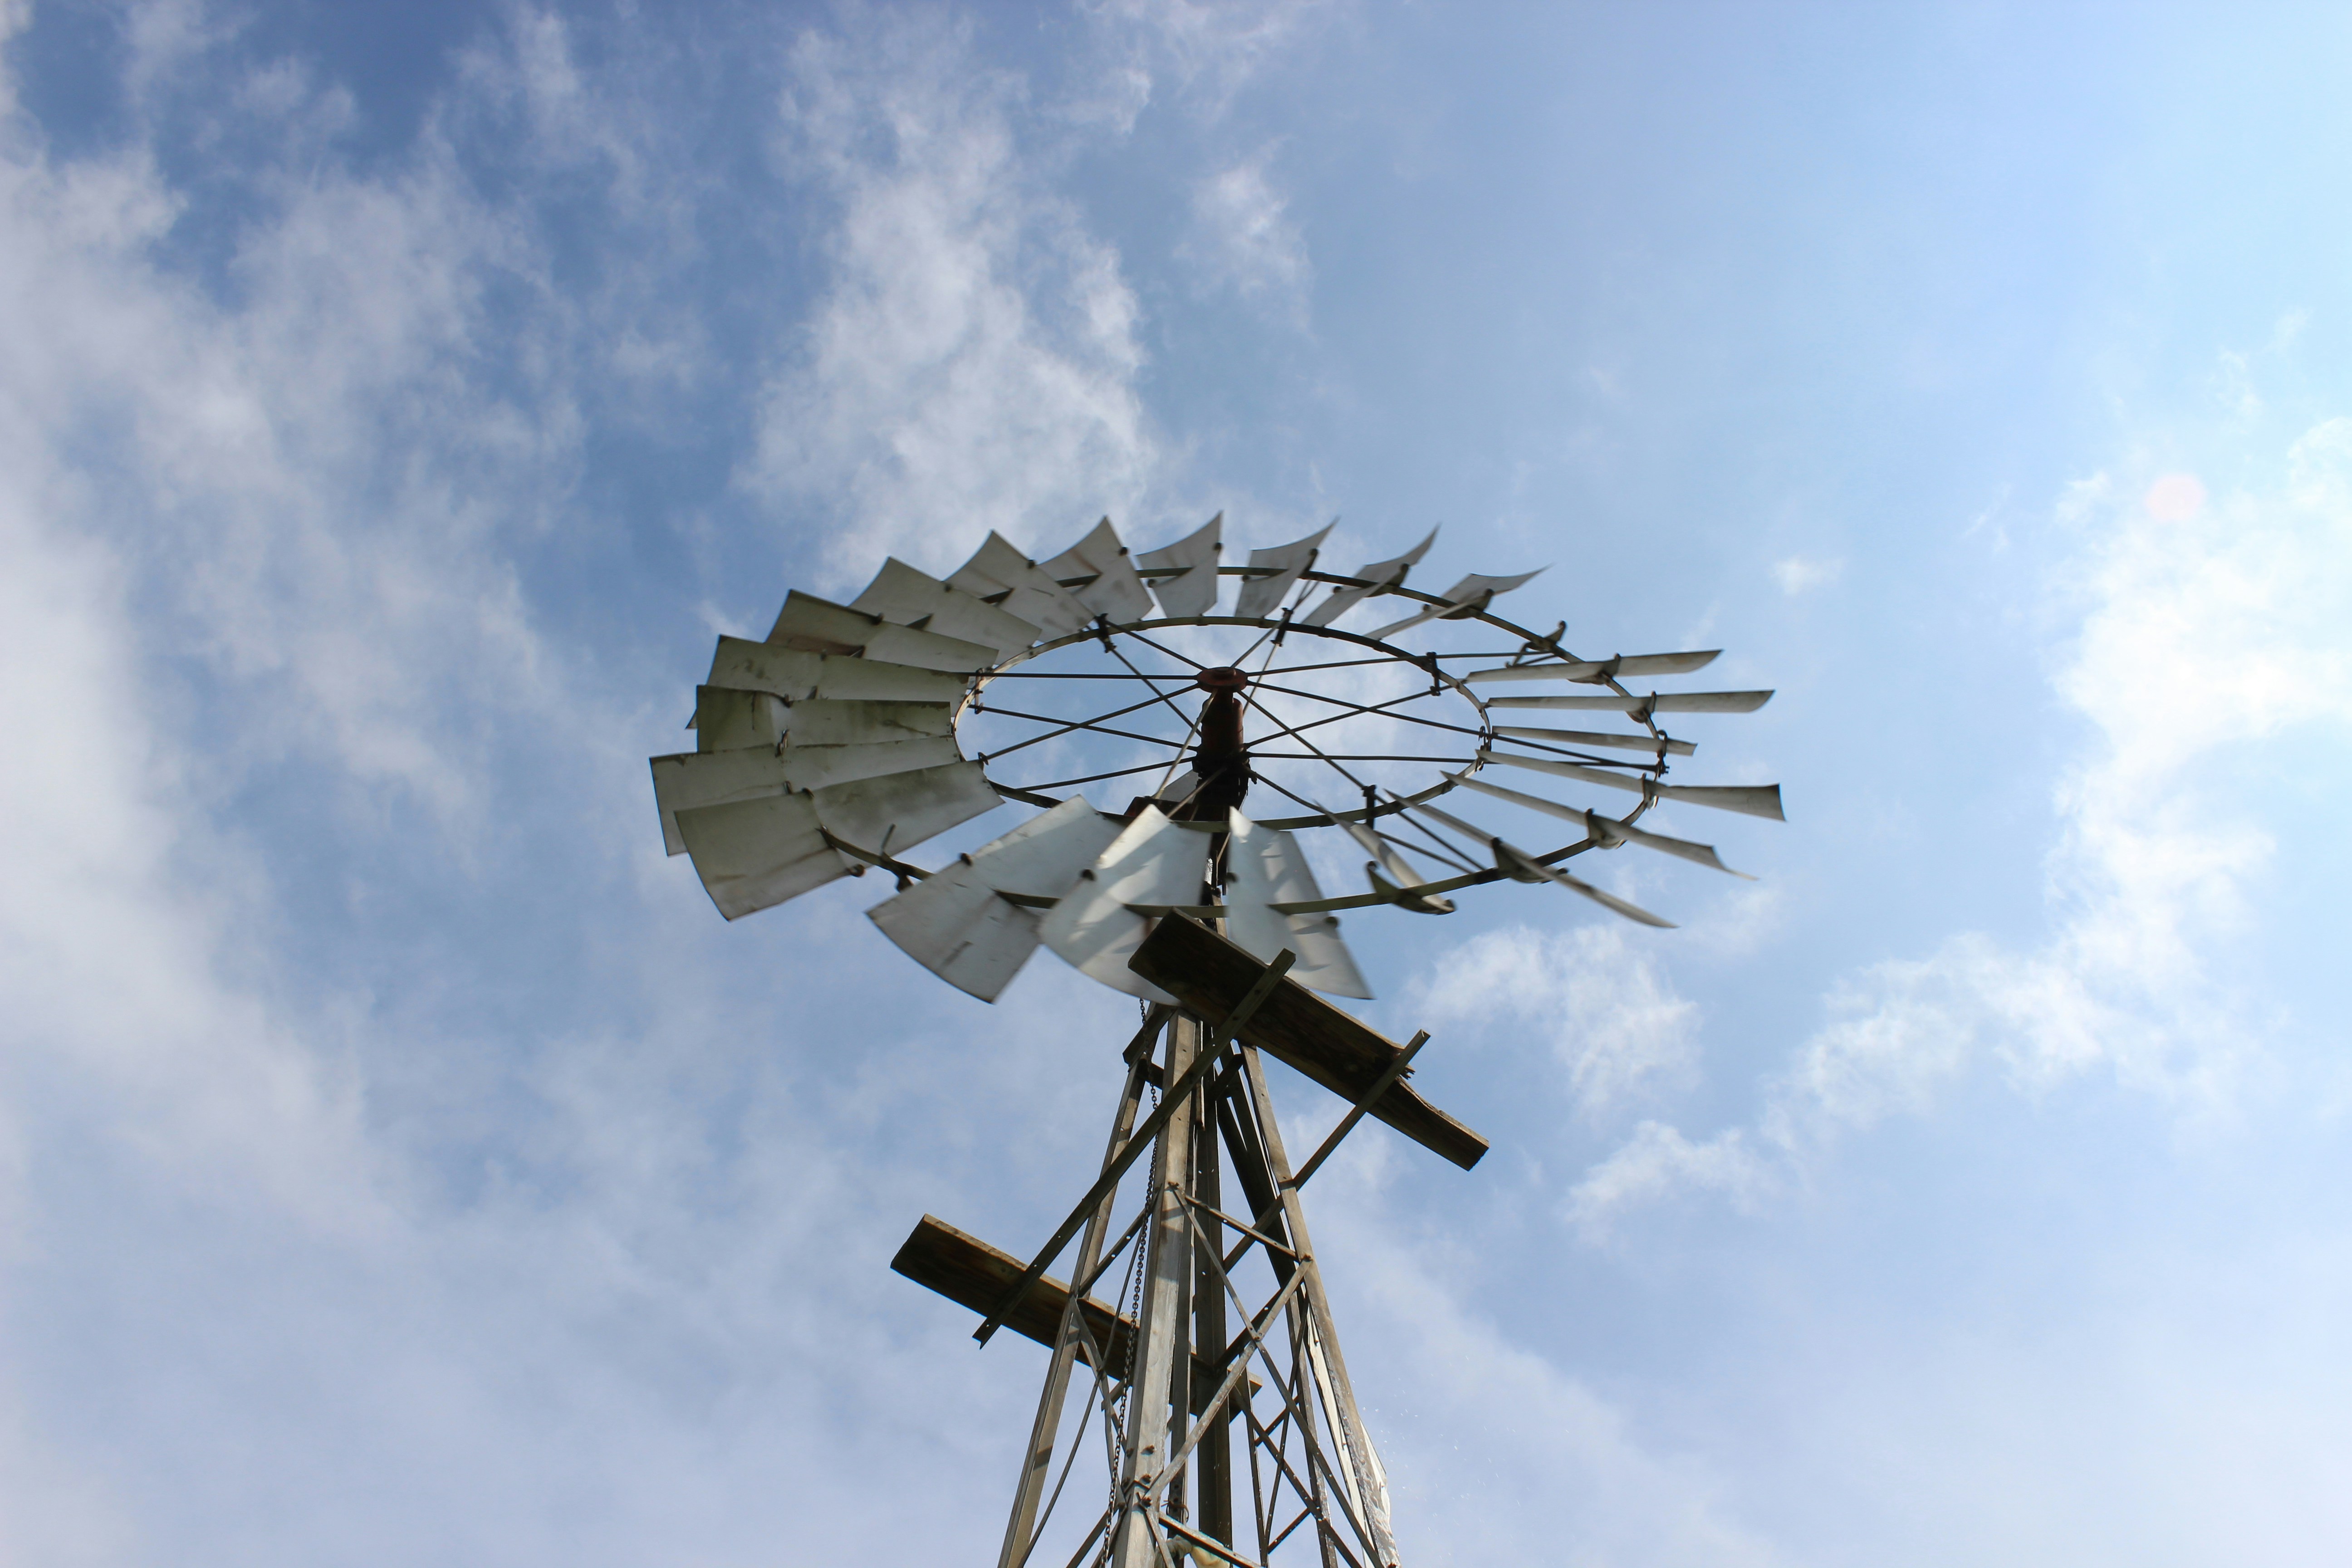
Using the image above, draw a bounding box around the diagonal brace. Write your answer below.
[975,951,1297,1345]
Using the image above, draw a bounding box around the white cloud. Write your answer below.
[1564,1120,1769,1236]
[750,15,1156,582]
[1577,421,2352,1227]
[1420,924,1701,1121]
[1085,0,1340,123]
[1183,148,1312,315]
[1770,554,1842,595]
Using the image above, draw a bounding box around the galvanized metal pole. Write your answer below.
[1110,1012,1202,1568]
[996,1037,1154,1568]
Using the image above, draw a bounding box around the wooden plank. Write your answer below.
[1127,916,1489,1171]
[891,1215,1245,1413]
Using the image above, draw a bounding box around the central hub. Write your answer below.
[1184,666,1252,819]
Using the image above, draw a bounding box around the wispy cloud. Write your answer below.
[1420,923,1701,1122]
[749,14,1156,581]
[1770,554,1842,595]
[1183,146,1312,317]
[1573,422,2352,1229]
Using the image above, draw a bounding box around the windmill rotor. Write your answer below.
[652,513,1784,1001]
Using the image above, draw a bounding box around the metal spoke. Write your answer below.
[979,708,1195,759]
[1009,758,1197,793]
[1114,627,1211,672]
[976,689,1191,763]
[1239,688,1373,795]
[1246,752,1478,764]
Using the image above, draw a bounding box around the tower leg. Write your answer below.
[1193,1074,1233,1550]
[1236,1043,1400,1568]
[996,1020,1156,1568]
[1111,1013,1201,1568]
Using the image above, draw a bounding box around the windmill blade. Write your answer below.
[1494,840,1675,928]
[766,591,998,673]
[1487,690,1774,714]
[783,735,964,791]
[811,760,1001,861]
[1037,807,1208,1003]
[650,748,787,855]
[946,532,1098,638]
[867,797,1127,1002]
[850,558,1043,663]
[1041,516,1156,625]
[1467,651,1721,684]
[1225,811,1372,998]
[674,791,849,919]
[1340,817,1455,914]
[1477,749,1786,820]
[691,692,960,789]
[1407,797,1672,927]
[1446,771,1752,877]
[692,686,791,753]
[1493,725,1695,757]
[705,636,970,705]
[1300,526,1438,627]
[1363,568,1546,641]
[778,698,954,747]
[1136,513,1225,618]
[1232,520,1334,620]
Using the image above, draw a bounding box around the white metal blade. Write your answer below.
[1466,651,1721,684]
[1408,796,1673,927]
[650,748,788,855]
[811,760,1001,859]
[1040,517,1156,625]
[850,558,1043,663]
[946,532,1097,638]
[1300,526,1437,627]
[705,636,970,705]
[1362,568,1545,641]
[782,698,953,746]
[692,686,790,753]
[1447,771,1752,876]
[867,865,1043,1003]
[765,591,998,672]
[783,735,964,791]
[1487,690,1774,714]
[1340,817,1455,913]
[1477,750,1785,820]
[1137,513,1225,617]
[865,796,1127,1003]
[674,792,848,919]
[960,794,1129,896]
[1492,725,1695,757]
[1225,811,1372,998]
[1232,521,1334,620]
[1499,843,1675,928]
[1036,807,1206,1003]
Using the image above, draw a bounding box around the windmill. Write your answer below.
[651,514,1781,1566]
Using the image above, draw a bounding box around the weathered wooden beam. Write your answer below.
[1127,916,1489,1171]
[891,1215,1247,1414]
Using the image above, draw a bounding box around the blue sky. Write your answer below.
[4,2,2351,1563]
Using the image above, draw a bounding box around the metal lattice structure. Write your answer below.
[651,515,1781,1565]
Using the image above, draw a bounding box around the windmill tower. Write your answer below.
[652,515,1781,1564]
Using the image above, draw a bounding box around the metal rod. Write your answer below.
[999,1041,1156,1567]
[977,689,1191,763]
[1009,758,1190,793]
[977,956,1296,1345]
[1237,1046,1400,1568]
[1285,1032,1431,1194]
